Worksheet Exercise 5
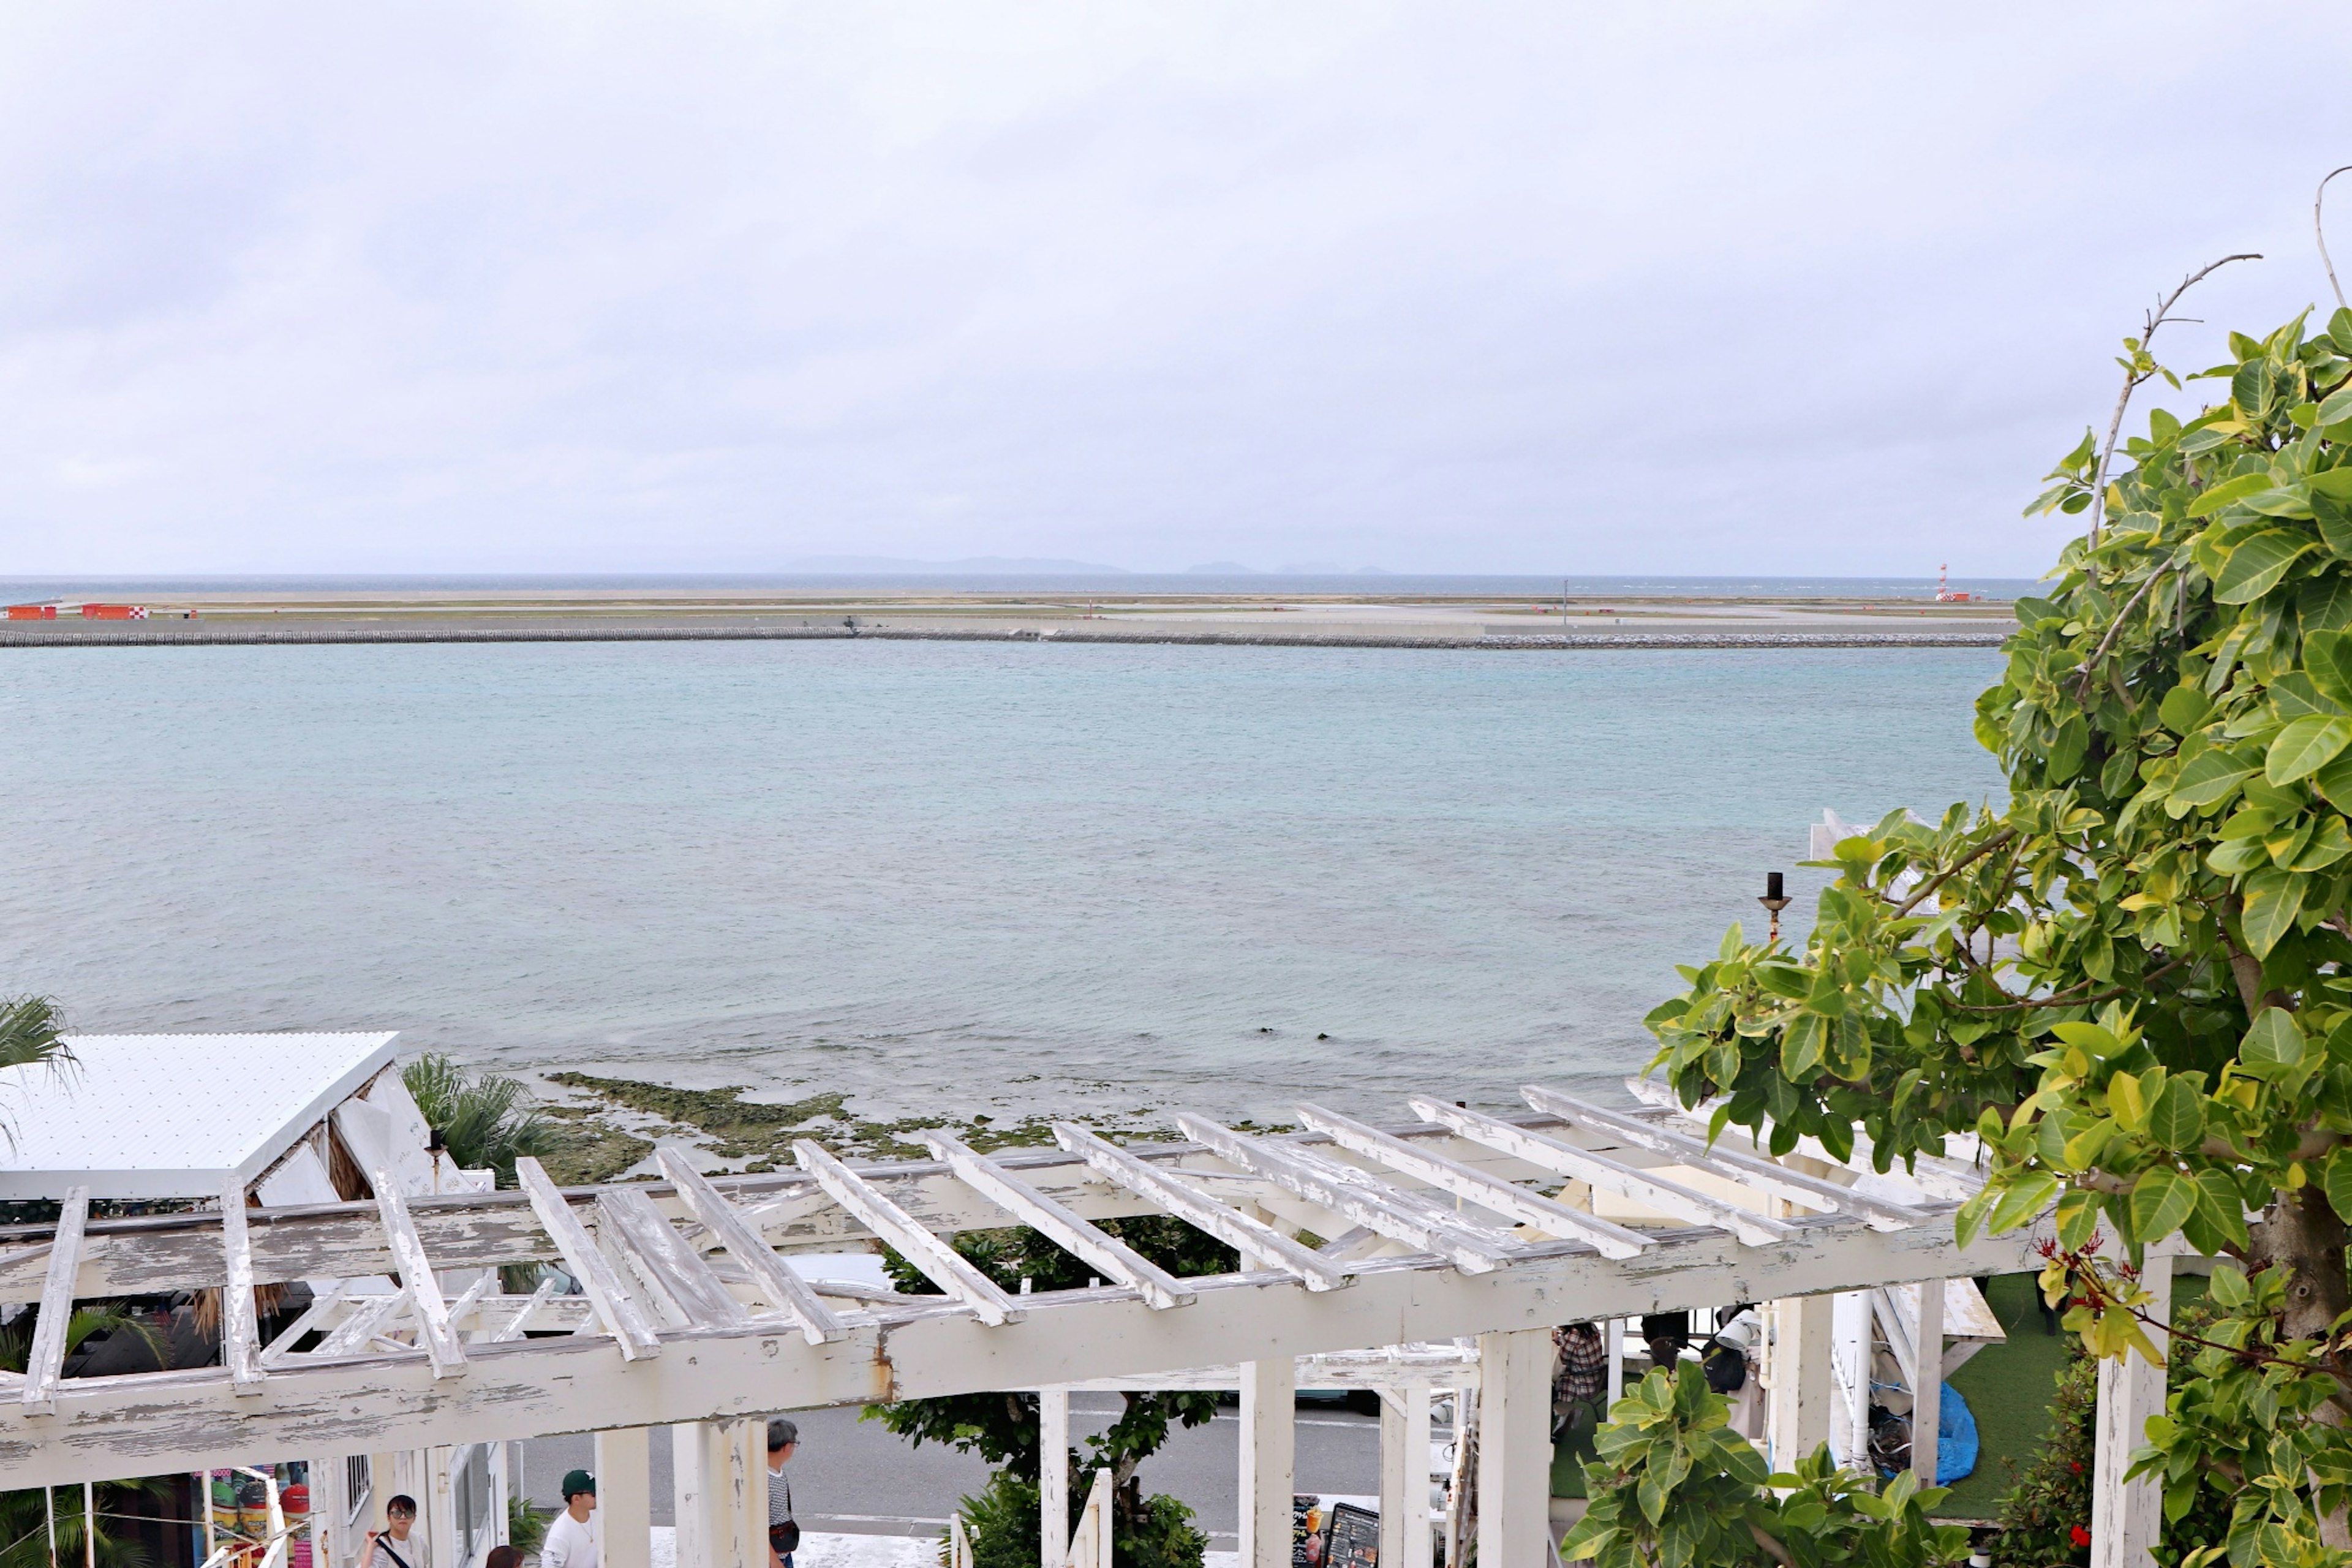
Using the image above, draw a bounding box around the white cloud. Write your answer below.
[0,3,2343,576]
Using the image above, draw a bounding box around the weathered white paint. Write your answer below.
[374,1177,467,1378]
[1052,1123,1348,1289]
[921,1131,1195,1311]
[1521,1088,1930,1231]
[1910,1277,1943,1488]
[600,1186,748,1331]
[598,1428,654,1568]
[1039,1387,1071,1566]
[1407,1098,1796,1245]
[793,1141,1022,1326]
[1294,1101,1651,1259]
[655,1149,842,1344]
[1766,1294,1834,1472]
[2092,1251,2173,1568]
[517,1156,663,1360]
[1476,1329,1553,1567]
[21,1186,89,1415]
[0,1208,2040,1488]
[1237,1357,1294,1568]
[1378,1384,1431,1568]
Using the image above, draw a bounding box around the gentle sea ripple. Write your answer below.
[0,641,2005,1124]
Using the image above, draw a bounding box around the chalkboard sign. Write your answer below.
[1324,1501,1380,1567]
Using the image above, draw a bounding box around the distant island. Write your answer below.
[786,554,1129,575]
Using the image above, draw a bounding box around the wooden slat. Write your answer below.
[1406,1098,1796,1246]
[793,1141,1023,1326]
[1521,1087,1931,1230]
[20,1186,89,1415]
[1174,1114,1518,1274]
[372,1175,468,1379]
[312,1287,412,1357]
[445,1273,499,1338]
[1052,1125,1349,1292]
[1294,1103,1651,1260]
[259,1280,349,1368]
[654,1148,842,1345]
[220,1184,266,1395]
[488,1275,561,1343]
[514,1158,663,1361]
[597,1186,747,1330]
[920,1131,1196,1311]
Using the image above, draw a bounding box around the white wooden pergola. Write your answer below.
[0,1081,2147,1568]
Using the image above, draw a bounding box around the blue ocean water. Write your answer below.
[0,641,2006,1123]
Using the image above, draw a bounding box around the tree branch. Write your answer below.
[2083,254,2263,574]
[1891,828,2018,918]
[2321,168,2352,314]
[1747,1522,1795,1567]
[2074,565,2172,701]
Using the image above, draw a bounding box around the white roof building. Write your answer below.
[0,1031,400,1200]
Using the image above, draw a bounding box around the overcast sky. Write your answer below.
[2,6,2348,578]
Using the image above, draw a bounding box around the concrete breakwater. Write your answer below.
[0,621,2008,652]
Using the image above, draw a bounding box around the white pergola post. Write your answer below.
[1604,1317,1623,1406]
[674,1422,759,1568]
[1910,1281,1943,1488]
[1238,1357,1295,1568]
[1379,1384,1431,1568]
[1476,1328,1553,1567]
[596,1428,652,1568]
[2092,1251,2174,1568]
[1039,1389,1071,1566]
[424,1448,457,1568]
[1767,1294,1834,1471]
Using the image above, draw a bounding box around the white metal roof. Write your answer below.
[0,1032,399,1199]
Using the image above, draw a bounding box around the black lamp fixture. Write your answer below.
[1757,870,1792,945]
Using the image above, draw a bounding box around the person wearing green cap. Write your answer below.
[542,1471,598,1568]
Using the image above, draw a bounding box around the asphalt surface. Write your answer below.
[518,1395,1388,1545]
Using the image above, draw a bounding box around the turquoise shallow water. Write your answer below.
[0,641,2005,1123]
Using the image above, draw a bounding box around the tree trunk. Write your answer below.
[2248,1185,2350,1340]
[2248,1185,2352,1547]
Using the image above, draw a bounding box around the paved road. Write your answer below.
[519,1395,1386,1546]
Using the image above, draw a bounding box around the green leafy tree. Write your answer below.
[865,1218,1234,1567]
[401,1054,551,1188]
[0,1305,170,1568]
[0,996,70,1152]
[1634,282,2352,1560]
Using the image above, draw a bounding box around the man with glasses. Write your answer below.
[363,1495,423,1568]
[543,1471,599,1568]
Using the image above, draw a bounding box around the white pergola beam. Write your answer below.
[311,1287,411,1357]
[219,1183,266,1395]
[19,1185,89,1415]
[1523,1086,1932,1231]
[372,1174,467,1379]
[597,1186,748,1331]
[1408,1096,1796,1245]
[1174,1114,1518,1273]
[0,1205,2038,1490]
[654,1147,843,1344]
[920,1131,1196,1311]
[1052,1123,1349,1291]
[516,1156,663,1361]
[260,1280,348,1368]
[793,1140,1023,1326]
[1295,1101,1651,1259]
[488,1275,562,1343]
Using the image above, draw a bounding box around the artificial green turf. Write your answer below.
[1937,1273,2077,1519]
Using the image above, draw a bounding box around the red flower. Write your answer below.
[2071,1526,2092,1548]
[2070,1461,2082,1474]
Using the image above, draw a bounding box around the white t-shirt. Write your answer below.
[364,1531,425,1568]
[542,1509,600,1568]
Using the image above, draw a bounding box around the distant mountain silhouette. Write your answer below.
[787,555,1129,575]
[1185,560,1259,574]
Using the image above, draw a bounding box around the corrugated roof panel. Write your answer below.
[0,1032,399,1199]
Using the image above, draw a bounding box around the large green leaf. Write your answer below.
[2129,1166,2196,1243]
[2214,530,2315,603]
[1988,1169,2058,1234]
[2187,472,2277,518]
[2146,1077,2205,1150]
[2193,1169,2251,1253]
[2316,491,2352,562]
[2239,869,2309,957]
[2320,384,2352,427]
[2244,486,2316,519]
[2158,684,2213,734]
[2266,715,2352,783]
[2233,359,2277,417]
[2307,629,2352,708]
[2169,747,2260,809]
[2241,1005,2307,1071]
[2324,1149,2352,1227]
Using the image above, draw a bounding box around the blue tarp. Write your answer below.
[1936,1381,1978,1484]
